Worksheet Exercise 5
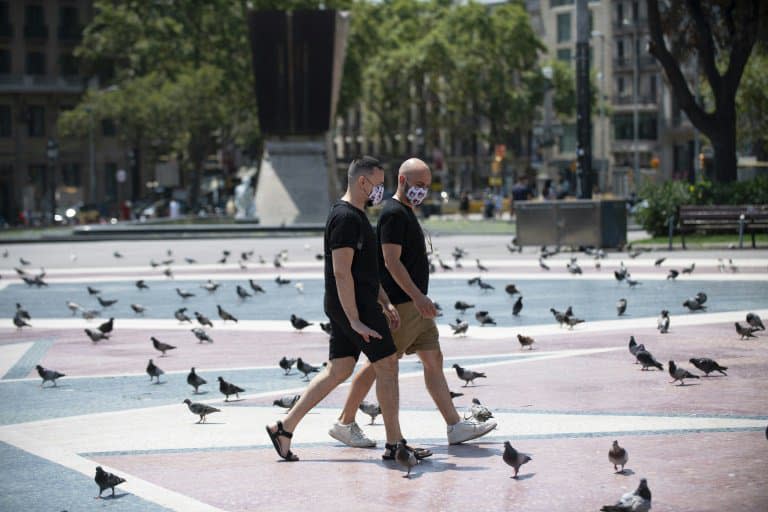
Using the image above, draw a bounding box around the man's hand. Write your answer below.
[382,303,401,331]
[349,319,382,343]
[413,293,437,319]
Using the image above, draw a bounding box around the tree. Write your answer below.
[647,0,765,182]
[735,44,768,160]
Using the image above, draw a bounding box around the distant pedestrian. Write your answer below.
[459,191,470,218]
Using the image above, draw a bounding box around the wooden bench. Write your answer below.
[673,204,768,249]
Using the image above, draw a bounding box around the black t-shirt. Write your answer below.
[377,198,429,305]
[324,200,380,317]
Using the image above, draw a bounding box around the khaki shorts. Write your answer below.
[392,301,440,355]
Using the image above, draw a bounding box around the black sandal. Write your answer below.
[382,439,432,461]
[266,421,299,461]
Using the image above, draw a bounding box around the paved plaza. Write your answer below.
[0,235,767,511]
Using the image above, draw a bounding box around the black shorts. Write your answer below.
[326,305,396,363]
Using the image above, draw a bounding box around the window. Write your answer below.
[649,74,657,101]
[558,124,577,153]
[617,40,625,59]
[26,51,46,75]
[0,105,10,137]
[617,2,624,25]
[0,49,9,74]
[0,2,9,24]
[556,48,572,63]
[613,113,657,140]
[632,1,639,22]
[28,164,46,187]
[589,11,594,32]
[550,0,574,6]
[101,118,116,136]
[104,162,117,200]
[59,53,78,76]
[59,6,81,40]
[27,105,45,136]
[557,13,571,43]
[25,5,44,26]
[61,163,81,187]
[617,76,625,95]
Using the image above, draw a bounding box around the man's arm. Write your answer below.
[377,284,401,331]
[332,247,381,342]
[381,243,437,319]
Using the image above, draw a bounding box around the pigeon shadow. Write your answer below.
[224,398,246,403]
[194,422,225,425]
[193,390,209,395]
[617,468,635,476]
[513,472,536,480]
[152,381,168,385]
[100,492,129,500]
[675,382,702,387]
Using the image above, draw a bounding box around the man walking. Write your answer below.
[329,158,497,452]
[266,156,429,461]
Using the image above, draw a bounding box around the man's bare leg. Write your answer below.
[418,349,460,425]
[371,353,403,444]
[338,361,376,424]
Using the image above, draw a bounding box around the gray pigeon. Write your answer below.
[194,311,213,327]
[735,322,758,339]
[601,478,652,512]
[15,303,31,320]
[249,280,266,293]
[319,322,332,335]
[130,303,146,314]
[565,316,585,329]
[550,308,567,327]
[358,400,381,425]
[689,357,727,376]
[66,301,82,315]
[296,358,322,380]
[290,314,312,331]
[512,296,523,316]
[683,298,706,311]
[452,364,486,387]
[36,365,65,387]
[395,441,418,478]
[136,280,149,290]
[217,305,238,323]
[84,328,109,342]
[694,291,707,305]
[13,314,31,329]
[218,376,245,401]
[97,317,114,334]
[746,312,765,330]
[146,359,164,383]
[668,360,700,385]
[183,399,220,423]
[191,327,213,343]
[187,367,207,393]
[454,300,475,313]
[635,350,663,371]
[653,257,666,267]
[97,297,118,308]
[475,310,496,325]
[174,308,192,323]
[468,398,494,422]
[505,284,520,295]
[151,336,176,356]
[666,269,679,280]
[201,280,220,292]
[628,336,645,364]
[502,441,532,478]
[682,262,695,274]
[236,285,252,299]
[94,466,126,498]
[273,394,300,410]
[609,440,629,473]
[616,298,627,316]
[657,310,670,333]
[279,356,296,375]
[449,318,469,336]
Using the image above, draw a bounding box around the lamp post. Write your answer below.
[623,18,641,192]
[85,105,96,203]
[591,30,606,193]
[46,138,59,224]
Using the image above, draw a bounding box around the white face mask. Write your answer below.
[405,180,429,206]
[363,177,385,206]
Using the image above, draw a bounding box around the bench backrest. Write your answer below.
[679,204,768,222]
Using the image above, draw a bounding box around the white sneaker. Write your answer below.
[328,421,376,448]
[447,418,498,445]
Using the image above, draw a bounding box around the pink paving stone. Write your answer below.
[91,431,768,512]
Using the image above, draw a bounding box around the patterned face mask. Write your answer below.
[364,177,385,206]
[405,180,429,206]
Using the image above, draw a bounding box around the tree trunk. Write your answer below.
[710,108,738,182]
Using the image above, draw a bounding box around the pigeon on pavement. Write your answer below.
[468,398,494,422]
[97,297,118,308]
[628,336,645,363]
[449,318,469,336]
[455,301,475,313]
[217,305,238,323]
[174,308,192,323]
[95,466,126,498]
[36,365,65,387]
[146,359,164,383]
[635,350,663,371]
[683,298,706,311]
[296,358,322,380]
[135,280,149,290]
[131,303,146,314]
[359,400,382,424]
[183,399,220,423]
[666,269,679,280]
[279,356,296,375]
[689,357,728,376]
[668,360,700,385]
[236,285,252,299]
[517,333,535,350]
[746,312,765,330]
[194,312,213,327]
[735,322,758,339]
[273,394,301,410]
[191,327,213,343]
[97,317,114,334]
[657,310,670,333]
[452,364,486,387]
[600,478,652,512]
[187,367,207,393]
[151,337,176,356]
[249,280,266,293]
[396,441,418,478]
[218,376,245,401]
[290,314,312,331]
[502,441,532,478]
[84,328,109,342]
[512,296,523,316]
[609,440,629,473]
[616,298,627,316]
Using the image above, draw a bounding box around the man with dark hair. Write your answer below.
[266,156,430,462]
[330,157,497,450]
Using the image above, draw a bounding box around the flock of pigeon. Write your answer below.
[3,243,765,507]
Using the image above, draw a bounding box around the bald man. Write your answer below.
[328,158,497,455]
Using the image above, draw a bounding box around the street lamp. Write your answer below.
[591,30,606,192]
[622,18,641,192]
[46,138,59,224]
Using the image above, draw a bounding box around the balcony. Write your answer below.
[613,56,659,70]
[0,23,13,40]
[24,24,48,40]
[613,18,649,33]
[612,95,659,107]
[58,25,83,43]
[0,74,84,93]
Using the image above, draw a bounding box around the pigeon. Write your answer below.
[296,358,322,380]
[185,257,197,264]
[201,280,220,292]
[81,309,100,320]
[36,365,65,387]
[290,314,312,331]
[84,328,109,342]
[565,316,585,329]
[468,398,494,422]
[273,394,301,410]
[746,312,765,330]
[512,296,523,316]
[131,303,146,314]
[359,400,382,424]
[449,318,469,336]
[539,258,550,270]
[217,305,238,323]
[600,478,652,512]
[564,306,574,317]
[161,258,174,266]
[191,327,213,343]
[97,297,118,308]
[218,377,245,401]
[394,441,419,478]
[635,350,663,371]
[668,360,700,385]
[163,267,174,279]
[735,322,758,339]
[517,333,534,350]
[13,314,31,329]
[149,259,160,268]
[15,303,31,320]
[452,364,486,387]
[666,269,679,280]
[135,280,149,290]
[657,310,670,333]
[502,441,532,478]
[467,277,482,286]
[249,280,266,293]
[694,291,707,305]
[151,336,176,356]
[475,311,496,326]
[609,440,628,473]
[236,285,252,299]
[654,257,666,267]
[66,301,82,315]
[550,308,567,327]
[628,336,645,363]
[682,262,695,274]
[455,301,475,313]
[438,258,453,271]
[183,399,220,423]
[689,357,728,376]
[505,284,520,295]
[279,356,296,375]
[175,307,192,323]
[626,278,641,287]
[275,276,291,286]
[566,261,582,274]
[94,466,126,499]
[146,359,164,383]
[478,280,495,291]
[176,288,195,299]
[87,285,101,295]
[683,298,706,311]
[194,311,213,327]
[476,259,488,272]
[319,322,332,335]
[97,318,114,334]
[616,298,627,316]
[614,269,627,282]
[187,367,207,393]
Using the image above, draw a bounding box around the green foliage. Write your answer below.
[735,45,768,156]
[636,176,768,236]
